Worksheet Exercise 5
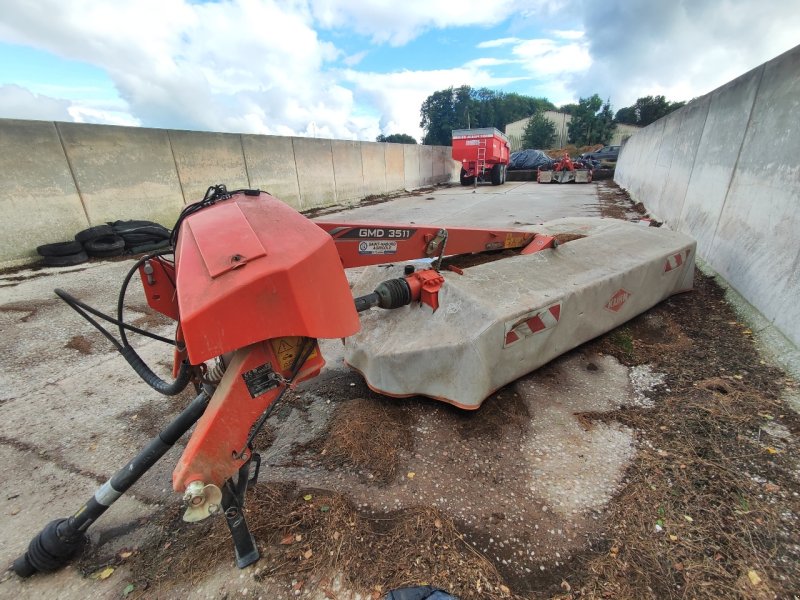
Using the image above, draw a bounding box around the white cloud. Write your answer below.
[343,64,525,140]
[564,0,800,108]
[0,84,72,121]
[309,0,518,46]
[549,29,584,40]
[511,38,591,75]
[0,0,359,137]
[477,37,521,48]
[342,50,368,67]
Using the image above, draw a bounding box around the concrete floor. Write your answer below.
[0,181,650,598]
[315,181,606,229]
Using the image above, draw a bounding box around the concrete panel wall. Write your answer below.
[242,134,301,209]
[169,130,250,203]
[404,144,421,189]
[432,146,447,181]
[292,137,335,209]
[419,145,434,186]
[331,140,364,203]
[708,48,800,347]
[360,142,386,197]
[614,44,800,347]
[58,123,184,227]
[0,120,88,266]
[385,143,405,191]
[0,117,452,267]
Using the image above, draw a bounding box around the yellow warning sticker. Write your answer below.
[270,337,318,371]
[504,234,526,248]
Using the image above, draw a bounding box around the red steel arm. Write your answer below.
[315,222,541,268]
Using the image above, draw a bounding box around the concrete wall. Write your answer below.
[0,120,453,267]
[506,111,640,150]
[615,44,800,348]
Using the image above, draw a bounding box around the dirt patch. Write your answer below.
[450,388,530,440]
[297,396,416,484]
[573,272,800,599]
[0,299,58,323]
[119,391,194,439]
[109,483,511,600]
[553,233,586,245]
[65,334,94,355]
[128,303,173,330]
[591,180,647,220]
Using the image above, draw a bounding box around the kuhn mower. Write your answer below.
[12,185,695,576]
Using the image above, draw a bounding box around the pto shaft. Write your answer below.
[13,390,210,577]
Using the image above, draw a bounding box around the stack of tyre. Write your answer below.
[35,221,171,267]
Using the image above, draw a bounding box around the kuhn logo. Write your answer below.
[605,289,631,313]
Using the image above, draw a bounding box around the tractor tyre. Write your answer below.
[490,164,502,185]
[84,235,126,258]
[75,225,114,244]
[41,250,89,267]
[36,241,84,257]
[459,168,475,186]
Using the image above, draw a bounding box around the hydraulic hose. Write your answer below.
[55,249,192,397]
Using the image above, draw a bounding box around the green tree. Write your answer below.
[558,103,580,116]
[419,85,472,145]
[615,95,686,126]
[521,112,556,149]
[567,94,617,146]
[420,86,555,145]
[376,133,417,144]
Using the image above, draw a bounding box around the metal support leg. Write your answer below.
[221,455,260,568]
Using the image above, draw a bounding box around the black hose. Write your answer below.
[55,249,192,396]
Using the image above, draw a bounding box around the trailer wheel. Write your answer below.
[459,168,475,186]
[490,164,502,185]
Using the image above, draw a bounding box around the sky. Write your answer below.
[0,0,799,142]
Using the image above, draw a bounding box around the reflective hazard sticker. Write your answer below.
[504,303,561,347]
[605,289,631,313]
[664,249,691,273]
[270,336,319,371]
[358,240,397,255]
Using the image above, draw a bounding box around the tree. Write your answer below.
[615,95,686,126]
[376,133,417,144]
[567,94,617,146]
[420,86,555,146]
[558,103,580,116]
[521,112,556,149]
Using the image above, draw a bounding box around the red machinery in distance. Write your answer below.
[537,153,593,184]
[452,127,510,186]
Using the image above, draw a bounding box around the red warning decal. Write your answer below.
[604,289,631,313]
[504,303,561,347]
[663,249,691,273]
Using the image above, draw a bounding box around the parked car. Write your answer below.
[580,145,620,162]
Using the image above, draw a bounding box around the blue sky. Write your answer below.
[1,0,798,141]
